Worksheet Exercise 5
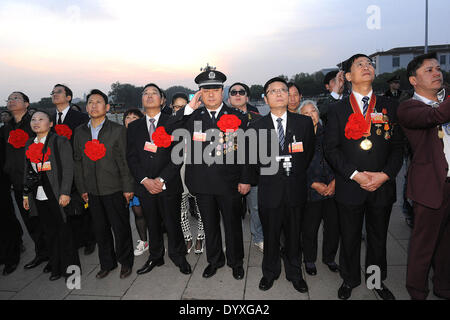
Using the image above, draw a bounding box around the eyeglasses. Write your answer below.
[5,97,24,102]
[266,88,288,96]
[50,90,64,95]
[354,61,375,69]
[230,90,246,96]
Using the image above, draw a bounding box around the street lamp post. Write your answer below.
[424,0,428,54]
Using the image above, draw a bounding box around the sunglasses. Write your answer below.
[230,90,246,96]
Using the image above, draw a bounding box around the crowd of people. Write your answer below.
[0,52,449,300]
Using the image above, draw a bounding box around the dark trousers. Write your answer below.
[407,181,450,300]
[259,204,303,282]
[35,199,80,276]
[67,208,96,249]
[0,187,22,266]
[140,192,186,266]
[195,193,244,268]
[13,189,48,259]
[88,192,134,271]
[337,201,392,288]
[302,198,339,264]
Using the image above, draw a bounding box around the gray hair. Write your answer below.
[298,99,319,115]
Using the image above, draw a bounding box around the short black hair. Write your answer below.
[323,70,339,85]
[171,92,189,105]
[12,91,30,104]
[263,77,288,95]
[122,108,144,125]
[54,84,73,103]
[71,104,82,112]
[142,83,162,97]
[407,52,438,78]
[343,54,371,73]
[86,89,108,105]
[287,82,301,95]
[229,82,250,96]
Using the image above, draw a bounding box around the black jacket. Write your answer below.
[73,118,134,196]
[171,103,251,196]
[126,114,183,197]
[249,111,315,209]
[52,108,89,143]
[1,112,35,190]
[324,95,404,206]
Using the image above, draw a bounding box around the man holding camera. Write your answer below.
[249,77,315,293]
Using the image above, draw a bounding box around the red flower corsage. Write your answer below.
[84,139,106,161]
[26,143,51,164]
[8,129,29,148]
[152,126,172,148]
[217,114,241,133]
[55,124,72,140]
[345,113,367,140]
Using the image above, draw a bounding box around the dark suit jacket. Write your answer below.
[126,114,183,198]
[318,93,341,125]
[52,108,89,143]
[397,96,450,209]
[324,95,404,206]
[250,111,315,209]
[171,103,251,196]
[1,112,35,190]
[73,118,134,196]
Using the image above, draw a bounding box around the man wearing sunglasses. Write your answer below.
[227,83,264,253]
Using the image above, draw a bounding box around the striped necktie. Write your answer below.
[277,118,285,149]
[149,118,156,141]
[362,96,370,116]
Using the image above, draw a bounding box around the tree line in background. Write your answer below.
[22,69,450,112]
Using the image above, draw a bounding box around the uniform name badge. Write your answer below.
[144,141,157,153]
[371,113,384,124]
[193,131,206,142]
[37,161,51,172]
[289,141,303,153]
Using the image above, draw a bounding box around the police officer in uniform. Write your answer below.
[172,67,252,280]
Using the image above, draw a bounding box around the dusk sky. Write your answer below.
[0,0,448,102]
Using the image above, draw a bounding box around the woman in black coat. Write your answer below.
[23,110,80,281]
[299,100,340,276]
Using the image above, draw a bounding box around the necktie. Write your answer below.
[57,112,63,124]
[362,96,370,116]
[149,118,156,141]
[210,111,216,125]
[277,118,285,149]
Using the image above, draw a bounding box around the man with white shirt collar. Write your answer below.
[50,84,95,258]
[172,67,251,280]
[249,77,315,294]
[318,70,345,125]
[324,54,405,300]
[398,52,450,300]
[126,83,191,276]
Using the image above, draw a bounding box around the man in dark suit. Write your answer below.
[1,91,48,270]
[171,67,251,280]
[318,70,345,125]
[250,77,315,293]
[73,89,135,279]
[127,83,191,276]
[384,75,402,100]
[50,84,95,256]
[397,52,450,300]
[324,54,404,300]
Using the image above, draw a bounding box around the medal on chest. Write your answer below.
[346,93,376,151]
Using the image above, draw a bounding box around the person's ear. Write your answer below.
[345,72,352,82]
[409,76,417,87]
[106,104,111,112]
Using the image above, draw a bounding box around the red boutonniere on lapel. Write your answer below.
[8,129,29,148]
[54,124,72,140]
[26,143,51,163]
[84,139,106,161]
[152,126,172,148]
[345,113,367,140]
[217,114,241,133]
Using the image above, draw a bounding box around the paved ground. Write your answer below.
[0,164,442,300]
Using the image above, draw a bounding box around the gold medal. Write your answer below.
[219,138,224,143]
[216,151,222,156]
[360,138,372,151]
[384,132,391,140]
[376,128,382,135]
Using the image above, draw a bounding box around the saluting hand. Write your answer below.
[189,91,202,111]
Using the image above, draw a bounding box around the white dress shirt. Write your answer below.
[55,105,70,124]
[31,136,49,201]
[270,111,287,136]
[145,112,161,133]
[330,91,343,100]
[413,92,450,177]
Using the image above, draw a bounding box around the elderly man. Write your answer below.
[172,67,251,280]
